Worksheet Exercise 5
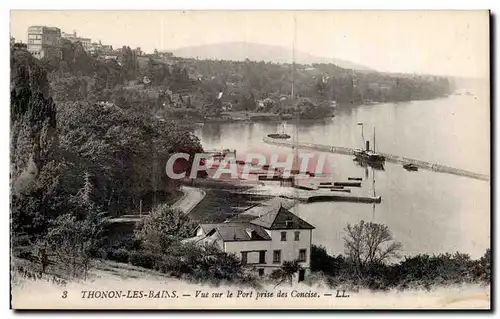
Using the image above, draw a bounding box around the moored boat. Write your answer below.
[353,125,385,165]
[403,163,419,171]
[267,122,291,139]
[267,133,291,139]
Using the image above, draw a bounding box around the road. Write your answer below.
[170,186,206,214]
[109,186,206,223]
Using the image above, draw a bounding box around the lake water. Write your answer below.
[194,83,490,259]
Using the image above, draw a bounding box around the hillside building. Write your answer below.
[27,26,61,59]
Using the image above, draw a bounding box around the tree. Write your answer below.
[271,259,303,287]
[46,211,107,280]
[121,46,137,80]
[241,91,256,111]
[343,221,402,276]
[11,49,62,238]
[477,248,491,282]
[56,100,204,216]
[135,204,196,253]
[45,173,107,280]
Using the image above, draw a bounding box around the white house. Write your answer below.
[185,203,315,282]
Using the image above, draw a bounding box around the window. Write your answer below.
[273,250,281,264]
[241,252,248,264]
[285,218,294,228]
[294,231,300,241]
[299,249,307,262]
[259,251,266,264]
[281,231,287,241]
[251,231,258,240]
[258,269,265,277]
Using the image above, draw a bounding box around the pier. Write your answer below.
[277,189,382,204]
[243,183,382,204]
[263,137,490,182]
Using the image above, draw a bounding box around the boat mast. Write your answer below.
[292,14,299,179]
[372,171,376,221]
[357,123,365,148]
[373,126,376,152]
[372,152,376,221]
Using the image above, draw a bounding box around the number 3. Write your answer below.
[62,291,67,299]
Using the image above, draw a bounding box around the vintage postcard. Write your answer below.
[10,10,490,310]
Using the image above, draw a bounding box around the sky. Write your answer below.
[10,10,489,78]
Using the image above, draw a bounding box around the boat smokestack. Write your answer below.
[366,141,370,151]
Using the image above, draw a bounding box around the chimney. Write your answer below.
[365,141,370,151]
[246,228,257,239]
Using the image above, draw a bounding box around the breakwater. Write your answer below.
[263,137,490,182]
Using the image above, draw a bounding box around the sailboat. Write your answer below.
[371,167,377,222]
[268,16,297,141]
[353,126,386,166]
[267,122,291,139]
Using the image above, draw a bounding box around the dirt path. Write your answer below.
[109,186,206,223]
[170,186,206,214]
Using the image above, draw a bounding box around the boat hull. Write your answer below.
[403,164,419,171]
[267,134,291,139]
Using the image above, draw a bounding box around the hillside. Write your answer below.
[15,38,453,125]
[171,42,373,71]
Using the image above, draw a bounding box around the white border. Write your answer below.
[2,1,498,318]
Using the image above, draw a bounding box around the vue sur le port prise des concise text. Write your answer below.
[72,289,351,300]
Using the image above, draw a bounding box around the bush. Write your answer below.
[124,238,142,251]
[310,245,347,276]
[128,250,156,269]
[12,233,32,247]
[107,248,130,263]
[315,249,491,291]
[134,204,196,253]
[128,242,247,285]
[12,246,34,261]
[190,251,244,282]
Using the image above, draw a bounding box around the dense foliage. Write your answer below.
[270,260,304,287]
[11,49,61,236]
[10,46,205,279]
[134,204,196,252]
[311,245,491,291]
[311,221,490,290]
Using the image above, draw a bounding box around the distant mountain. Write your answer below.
[170,42,374,71]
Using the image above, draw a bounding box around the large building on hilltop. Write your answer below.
[62,31,92,51]
[184,200,315,282]
[88,41,114,56]
[27,26,61,59]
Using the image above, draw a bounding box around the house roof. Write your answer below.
[199,223,219,234]
[228,199,314,230]
[182,234,219,246]
[206,222,271,242]
[231,197,293,220]
[250,206,315,230]
[192,200,314,243]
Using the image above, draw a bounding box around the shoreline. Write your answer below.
[174,94,452,125]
